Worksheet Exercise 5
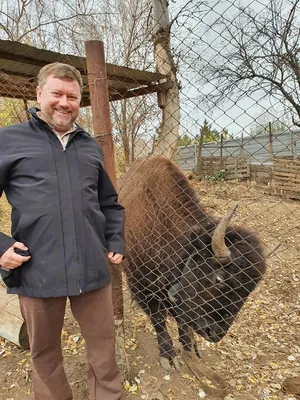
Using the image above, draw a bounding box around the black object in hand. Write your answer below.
[0,248,30,288]
[14,248,30,257]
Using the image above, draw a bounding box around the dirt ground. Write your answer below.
[0,180,299,400]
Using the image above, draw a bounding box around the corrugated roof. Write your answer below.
[0,40,170,106]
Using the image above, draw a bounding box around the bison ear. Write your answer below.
[168,282,182,303]
[189,225,202,241]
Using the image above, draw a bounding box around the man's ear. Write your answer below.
[36,86,42,104]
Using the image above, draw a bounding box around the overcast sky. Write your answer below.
[168,0,290,137]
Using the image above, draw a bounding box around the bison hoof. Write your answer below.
[160,356,181,372]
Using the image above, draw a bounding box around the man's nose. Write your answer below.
[58,95,69,107]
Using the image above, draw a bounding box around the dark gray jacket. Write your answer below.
[0,108,125,297]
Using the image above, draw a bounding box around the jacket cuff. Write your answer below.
[0,233,16,256]
[107,244,126,257]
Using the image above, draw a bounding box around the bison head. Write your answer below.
[168,203,266,343]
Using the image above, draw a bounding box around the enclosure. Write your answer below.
[0,1,300,399]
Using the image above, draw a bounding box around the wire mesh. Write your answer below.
[0,0,299,399]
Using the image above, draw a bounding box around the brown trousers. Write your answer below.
[19,284,121,400]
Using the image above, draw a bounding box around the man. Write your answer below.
[0,62,125,400]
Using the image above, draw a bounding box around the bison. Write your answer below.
[119,157,267,370]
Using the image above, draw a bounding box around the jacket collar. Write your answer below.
[28,107,91,138]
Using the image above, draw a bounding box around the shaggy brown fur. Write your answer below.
[119,157,266,363]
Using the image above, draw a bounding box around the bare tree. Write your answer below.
[0,0,160,169]
[0,0,108,126]
[249,112,291,136]
[201,0,300,127]
[100,0,160,169]
[0,0,107,51]
[151,0,180,158]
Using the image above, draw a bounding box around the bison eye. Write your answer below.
[215,275,224,284]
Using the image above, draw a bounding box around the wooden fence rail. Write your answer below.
[198,156,250,180]
[272,158,300,199]
[193,155,300,200]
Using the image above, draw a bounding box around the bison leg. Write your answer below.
[146,301,180,371]
[178,322,202,359]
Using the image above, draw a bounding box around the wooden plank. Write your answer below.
[274,168,300,173]
[274,166,300,171]
[274,176,300,183]
[274,158,300,165]
[227,171,249,176]
[274,165,300,169]
[273,159,300,188]
[274,171,300,177]
[110,81,173,102]
[201,156,250,180]
[225,166,248,171]
[274,167,300,174]
[273,163,300,169]
[0,285,29,349]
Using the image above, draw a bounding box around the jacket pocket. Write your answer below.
[17,211,65,290]
[18,212,49,247]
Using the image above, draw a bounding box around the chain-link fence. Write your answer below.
[0,1,300,399]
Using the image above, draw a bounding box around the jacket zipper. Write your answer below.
[63,139,84,295]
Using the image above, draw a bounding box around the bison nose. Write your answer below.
[194,317,226,342]
[205,323,227,342]
[205,327,222,342]
[195,318,220,342]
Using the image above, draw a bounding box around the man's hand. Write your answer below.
[107,252,123,265]
[0,242,31,271]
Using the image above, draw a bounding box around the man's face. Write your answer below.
[36,75,81,134]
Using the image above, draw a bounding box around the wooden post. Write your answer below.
[85,41,123,318]
[0,286,29,349]
[85,40,123,319]
[85,40,128,379]
[85,41,116,186]
[291,130,296,158]
[240,132,244,157]
[220,133,224,170]
[196,127,204,177]
[268,122,273,159]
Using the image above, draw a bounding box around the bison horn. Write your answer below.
[211,202,238,260]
